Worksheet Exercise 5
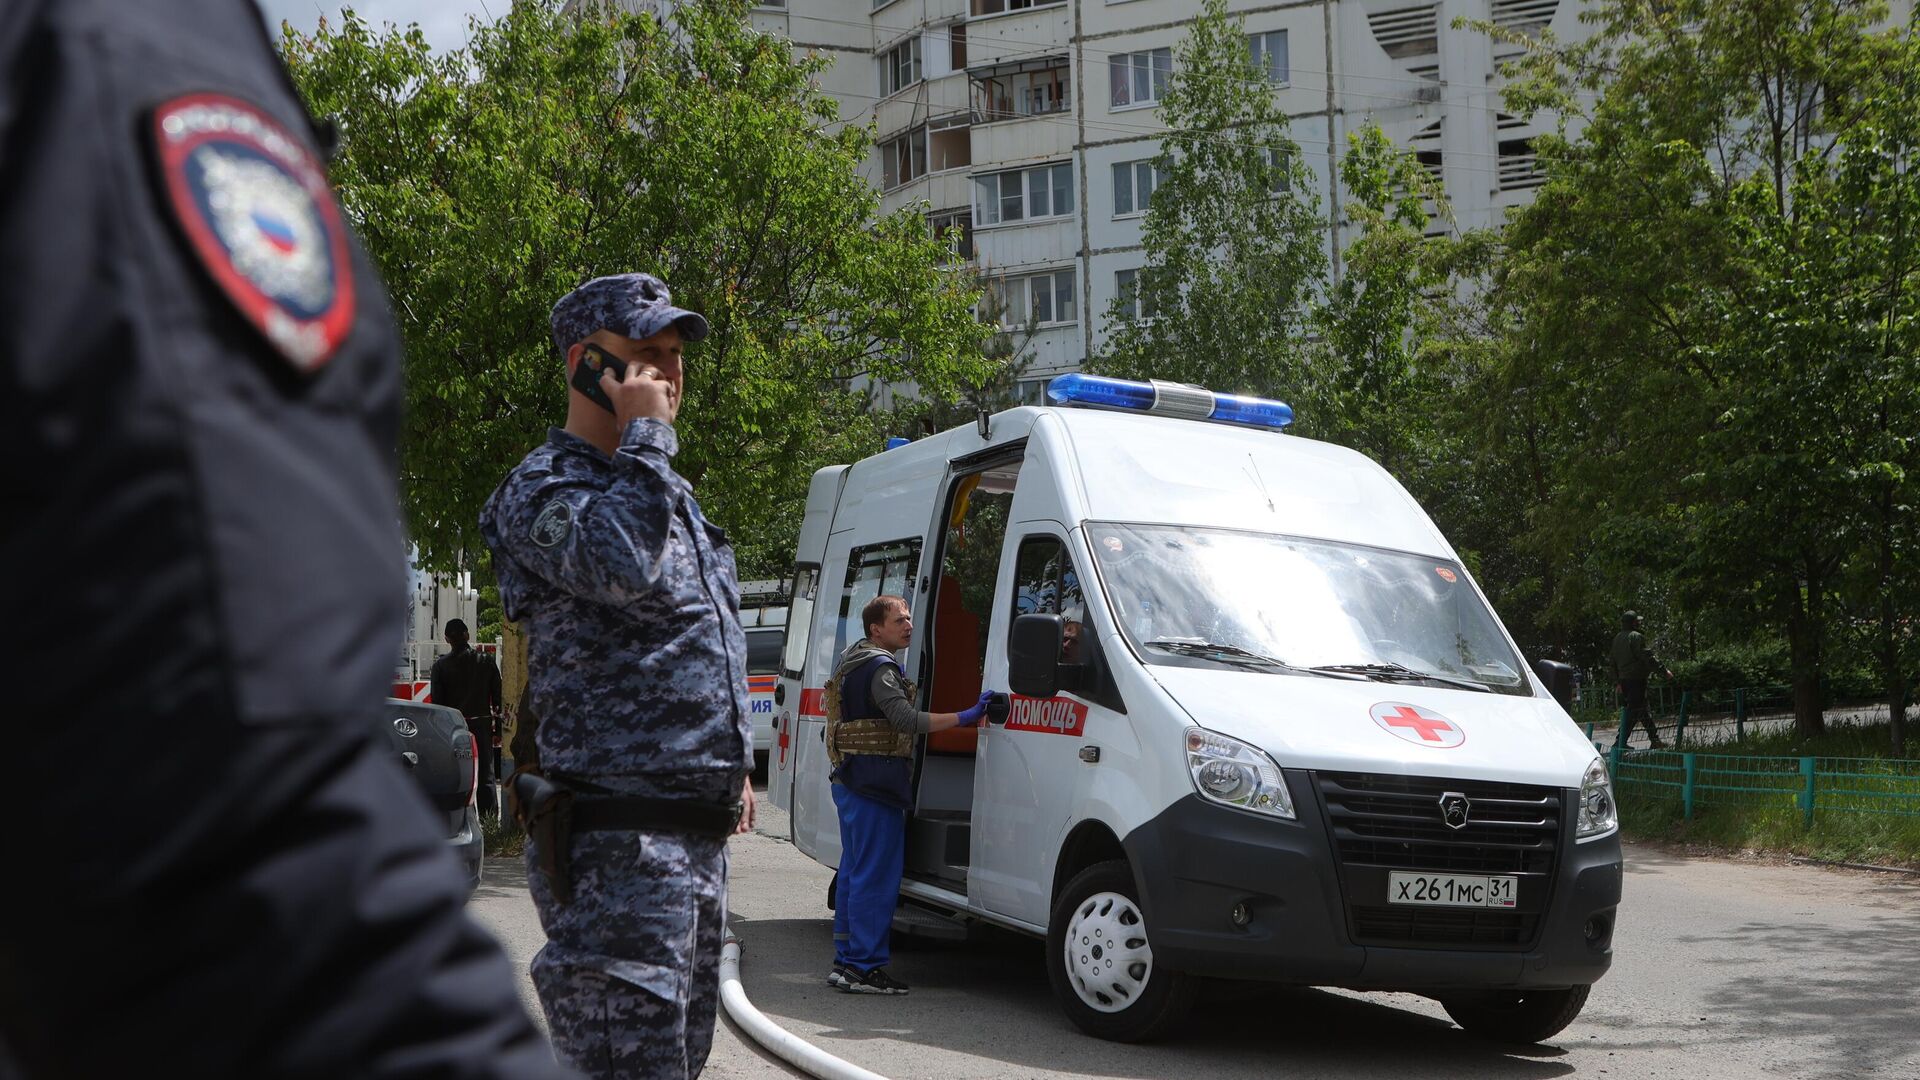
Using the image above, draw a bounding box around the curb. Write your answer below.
[1787,856,1920,877]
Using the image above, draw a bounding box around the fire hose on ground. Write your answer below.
[719,931,894,1080]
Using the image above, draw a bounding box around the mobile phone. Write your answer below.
[570,342,625,414]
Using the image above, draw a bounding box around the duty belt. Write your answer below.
[552,771,744,836]
[509,768,743,906]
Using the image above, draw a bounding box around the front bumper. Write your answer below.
[1121,773,1622,992]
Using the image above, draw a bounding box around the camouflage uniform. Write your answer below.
[482,275,750,1079]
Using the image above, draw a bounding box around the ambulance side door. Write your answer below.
[791,537,923,865]
[768,565,818,815]
[971,521,1091,926]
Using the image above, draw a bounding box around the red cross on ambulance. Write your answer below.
[1369,701,1467,748]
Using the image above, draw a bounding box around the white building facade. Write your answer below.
[605,0,1912,395]
[738,0,1597,397]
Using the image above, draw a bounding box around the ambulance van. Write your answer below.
[768,375,1622,1044]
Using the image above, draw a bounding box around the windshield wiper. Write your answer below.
[1307,661,1489,693]
[1144,639,1293,670]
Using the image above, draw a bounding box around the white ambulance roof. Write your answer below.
[1044,408,1455,560]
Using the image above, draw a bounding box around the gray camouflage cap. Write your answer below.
[549,272,710,354]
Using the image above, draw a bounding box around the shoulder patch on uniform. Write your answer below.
[149,93,355,373]
[877,667,902,690]
[530,500,574,548]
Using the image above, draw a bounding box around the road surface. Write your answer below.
[469,787,1920,1079]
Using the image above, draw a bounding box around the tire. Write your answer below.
[1442,984,1591,1044]
[1046,859,1197,1042]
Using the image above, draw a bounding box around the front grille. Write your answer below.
[1351,906,1541,946]
[1318,771,1564,948]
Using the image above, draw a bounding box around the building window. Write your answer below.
[928,115,972,172]
[972,63,1072,122]
[1016,378,1050,405]
[1266,147,1291,193]
[879,36,922,97]
[1109,48,1171,109]
[881,129,928,189]
[973,0,1048,14]
[1111,159,1166,216]
[930,209,975,260]
[974,162,1074,225]
[1114,268,1159,321]
[990,268,1077,326]
[949,23,968,68]
[1248,30,1288,82]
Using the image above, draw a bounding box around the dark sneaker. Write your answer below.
[835,966,910,995]
[826,966,853,989]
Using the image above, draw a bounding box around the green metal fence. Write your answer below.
[1575,683,1907,747]
[1599,745,1920,823]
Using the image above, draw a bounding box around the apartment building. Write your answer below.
[716,0,1599,396]
[604,0,1909,395]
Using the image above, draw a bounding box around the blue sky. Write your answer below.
[255,0,491,53]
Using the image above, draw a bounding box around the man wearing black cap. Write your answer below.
[482,273,755,1078]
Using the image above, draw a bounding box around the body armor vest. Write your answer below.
[825,654,915,766]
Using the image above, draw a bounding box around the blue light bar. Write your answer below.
[1046,374,1293,430]
[1210,391,1294,429]
[884,436,911,450]
[1046,373,1156,412]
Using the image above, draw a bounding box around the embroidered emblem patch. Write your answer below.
[151,93,354,372]
[531,501,574,548]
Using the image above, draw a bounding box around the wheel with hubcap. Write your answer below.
[1046,859,1196,1042]
[1442,984,1591,1044]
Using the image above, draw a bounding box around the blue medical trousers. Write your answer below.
[831,783,906,973]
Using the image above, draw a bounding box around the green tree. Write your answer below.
[1487,0,1920,740]
[1092,0,1325,397]
[280,0,990,578]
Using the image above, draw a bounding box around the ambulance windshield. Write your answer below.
[1087,523,1531,696]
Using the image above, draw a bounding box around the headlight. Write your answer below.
[1577,756,1618,839]
[1185,727,1295,819]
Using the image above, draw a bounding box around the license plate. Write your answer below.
[1388,871,1518,908]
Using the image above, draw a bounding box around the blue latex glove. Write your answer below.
[956,691,993,728]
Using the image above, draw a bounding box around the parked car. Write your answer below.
[378,698,483,893]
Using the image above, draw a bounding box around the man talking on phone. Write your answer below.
[481,273,754,1079]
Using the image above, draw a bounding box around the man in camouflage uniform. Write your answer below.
[826,594,990,995]
[481,273,754,1079]
[1610,610,1674,751]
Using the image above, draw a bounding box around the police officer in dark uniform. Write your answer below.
[0,3,567,1076]
[482,273,756,1078]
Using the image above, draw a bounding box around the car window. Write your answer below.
[746,628,783,675]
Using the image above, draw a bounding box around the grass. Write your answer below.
[482,813,525,858]
[1611,718,1920,868]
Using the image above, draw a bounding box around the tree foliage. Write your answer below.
[1485,0,1920,741]
[280,0,991,577]
[1092,0,1325,397]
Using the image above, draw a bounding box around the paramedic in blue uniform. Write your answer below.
[826,594,991,995]
[481,273,756,1078]
[0,2,566,1076]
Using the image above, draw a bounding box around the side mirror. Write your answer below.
[1533,659,1575,711]
[1009,613,1064,699]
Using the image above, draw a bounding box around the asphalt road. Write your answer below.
[470,787,1920,1080]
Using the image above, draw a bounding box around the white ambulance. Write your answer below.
[740,580,789,771]
[768,375,1621,1044]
